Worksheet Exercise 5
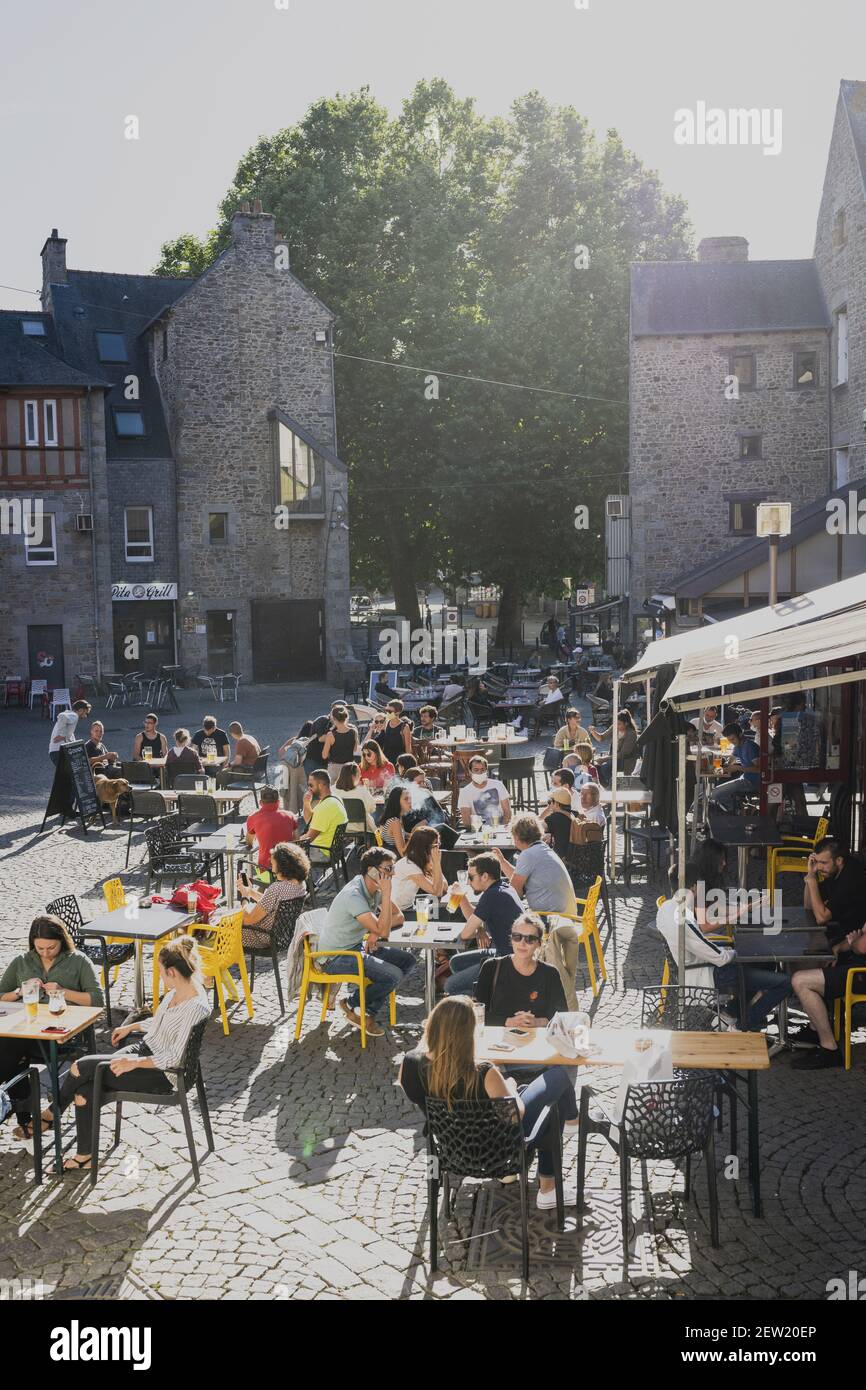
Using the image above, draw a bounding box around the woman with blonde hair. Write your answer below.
[398,996,578,1210]
[54,935,210,1173]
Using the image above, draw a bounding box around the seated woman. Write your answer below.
[165,728,205,787]
[553,707,586,752]
[398,995,577,1211]
[0,916,105,1140]
[402,768,460,849]
[53,935,210,1173]
[235,841,310,950]
[379,785,414,857]
[563,742,599,787]
[539,787,578,859]
[587,710,638,786]
[333,761,377,834]
[475,912,568,1027]
[358,739,395,792]
[391,827,447,913]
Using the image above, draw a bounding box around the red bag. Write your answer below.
[167,880,222,919]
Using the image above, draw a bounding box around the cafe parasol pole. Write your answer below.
[608,677,620,883]
[675,731,688,984]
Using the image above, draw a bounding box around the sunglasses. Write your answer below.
[511,931,542,944]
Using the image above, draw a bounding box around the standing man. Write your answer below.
[48,700,91,767]
[277,704,340,814]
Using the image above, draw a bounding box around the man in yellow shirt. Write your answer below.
[298,769,348,862]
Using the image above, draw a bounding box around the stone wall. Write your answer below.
[814,91,866,483]
[629,329,830,624]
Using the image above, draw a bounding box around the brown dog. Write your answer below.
[94,775,130,825]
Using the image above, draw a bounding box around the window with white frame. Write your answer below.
[836,308,849,385]
[24,512,57,565]
[24,401,39,446]
[124,506,154,562]
[43,400,58,447]
[834,448,850,488]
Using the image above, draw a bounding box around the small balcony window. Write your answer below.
[739,433,763,461]
[21,320,46,337]
[793,350,818,388]
[274,420,326,516]
[729,351,756,390]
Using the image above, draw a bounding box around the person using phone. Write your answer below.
[315,847,415,1037]
[790,838,866,1067]
[235,842,310,950]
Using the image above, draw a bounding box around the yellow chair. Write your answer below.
[294,935,396,1048]
[191,910,254,1035]
[101,877,135,986]
[539,877,607,996]
[833,965,866,1071]
[767,816,829,897]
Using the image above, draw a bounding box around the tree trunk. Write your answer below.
[495,580,523,648]
[388,540,421,627]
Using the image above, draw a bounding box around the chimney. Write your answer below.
[697,236,749,264]
[230,202,275,255]
[40,228,68,310]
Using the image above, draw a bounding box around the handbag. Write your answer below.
[569,817,605,846]
[282,737,311,768]
[166,880,222,918]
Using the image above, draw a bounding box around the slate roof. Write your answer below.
[630,259,831,337]
[669,479,866,597]
[48,270,194,460]
[0,310,108,388]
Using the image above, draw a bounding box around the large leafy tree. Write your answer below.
[154,82,691,632]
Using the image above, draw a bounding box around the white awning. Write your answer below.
[624,571,866,683]
[664,603,866,711]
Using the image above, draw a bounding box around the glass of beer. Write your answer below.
[447,883,464,913]
[22,980,40,1022]
[186,888,198,914]
[142,747,152,761]
[195,779,205,792]
[49,989,66,1017]
[415,897,430,928]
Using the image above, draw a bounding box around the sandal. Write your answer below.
[12,1115,52,1141]
[63,1156,92,1172]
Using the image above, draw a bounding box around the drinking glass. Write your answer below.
[186,889,198,914]
[142,747,152,761]
[491,810,501,831]
[49,990,66,1016]
[470,814,483,835]
[457,869,469,890]
[447,885,464,913]
[22,980,40,1022]
[195,780,205,792]
[207,777,216,792]
[471,1000,486,1032]
[415,897,430,928]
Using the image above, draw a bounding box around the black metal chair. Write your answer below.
[425,1096,564,1280]
[341,796,372,850]
[46,894,132,1024]
[532,702,567,740]
[246,896,307,1014]
[308,822,349,893]
[176,792,223,832]
[125,788,169,866]
[623,819,670,885]
[218,749,271,805]
[576,1069,720,1257]
[499,755,538,812]
[143,820,216,895]
[89,1017,214,1186]
[171,773,209,791]
[121,760,157,788]
[1,1067,45,1184]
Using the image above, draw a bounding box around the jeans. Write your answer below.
[710,775,759,814]
[319,943,416,1017]
[445,948,495,995]
[517,1066,578,1177]
[59,1051,173,1152]
[714,961,792,1030]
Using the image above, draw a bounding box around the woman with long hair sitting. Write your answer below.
[391,827,447,912]
[333,760,378,834]
[358,739,395,792]
[398,995,577,1211]
[53,935,210,1173]
[379,784,414,856]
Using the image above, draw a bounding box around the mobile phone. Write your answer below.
[489,1042,514,1052]
[508,1028,529,1035]
[41,1026,69,1035]
[239,871,251,888]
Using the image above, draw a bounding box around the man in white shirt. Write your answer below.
[538,676,565,707]
[690,706,723,742]
[48,701,91,766]
[457,755,512,827]
[573,782,606,826]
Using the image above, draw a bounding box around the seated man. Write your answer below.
[708,722,760,814]
[84,720,119,771]
[494,814,579,1008]
[191,715,230,762]
[228,721,260,767]
[656,860,792,1031]
[690,705,723,743]
[457,755,512,827]
[297,769,348,863]
[791,839,866,1069]
[414,704,444,741]
[445,854,523,996]
[244,786,297,882]
[575,782,606,827]
[316,847,414,1036]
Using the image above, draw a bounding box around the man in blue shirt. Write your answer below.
[317,847,415,1036]
[710,723,761,814]
[445,854,523,996]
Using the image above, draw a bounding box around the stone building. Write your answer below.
[0,206,353,688]
[627,80,866,639]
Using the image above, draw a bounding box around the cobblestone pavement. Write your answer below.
[0,687,864,1301]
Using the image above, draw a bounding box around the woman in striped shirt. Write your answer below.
[55,935,210,1173]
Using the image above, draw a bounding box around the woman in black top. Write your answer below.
[377,699,413,764]
[398,995,577,1210]
[475,912,568,1027]
[321,705,360,781]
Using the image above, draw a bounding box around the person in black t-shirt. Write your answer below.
[190,716,230,761]
[475,912,568,1026]
[792,838,866,1069]
[445,855,524,996]
[84,720,119,771]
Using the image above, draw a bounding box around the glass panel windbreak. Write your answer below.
[276,421,325,515]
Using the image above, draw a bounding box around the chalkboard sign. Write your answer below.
[40,741,105,835]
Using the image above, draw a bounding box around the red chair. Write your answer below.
[3,677,24,707]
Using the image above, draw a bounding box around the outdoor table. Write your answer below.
[0,1003,102,1175]
[598,781,652,806]
[82,903,197,1011]
[475,1024,770,1216]
[737,905,820,932]
[707,813,784,890]
[454,827,514,852]
[186,828,241,905]
[733,927,832,1051]
[389,917,465,1012]
[160,788,250,819]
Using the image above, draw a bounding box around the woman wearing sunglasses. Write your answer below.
[474,912,567,1028]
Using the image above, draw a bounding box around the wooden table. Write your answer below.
[0,1003,103,1175]
[454,828,514,853]
[476,1024,770,1216]
[82,903,197,1011]
[132,755,226,790]
[708,813,784,889]
[390,918,465,1012]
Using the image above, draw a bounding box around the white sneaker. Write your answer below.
[536,1187,575,1211]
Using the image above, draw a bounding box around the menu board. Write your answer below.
[40,740,104,834]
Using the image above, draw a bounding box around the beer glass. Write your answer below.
[186,888,198,914]
[415,897,430,928]
[22,980,40,1022]
[447,884,464,913]
[49,990,66,1016]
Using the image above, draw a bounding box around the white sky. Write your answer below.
[2,0,865,310]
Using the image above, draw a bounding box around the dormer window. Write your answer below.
[272,418,326,517]
[113,409,145,438]
[21,320,46,337]
[96,331,129,362]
